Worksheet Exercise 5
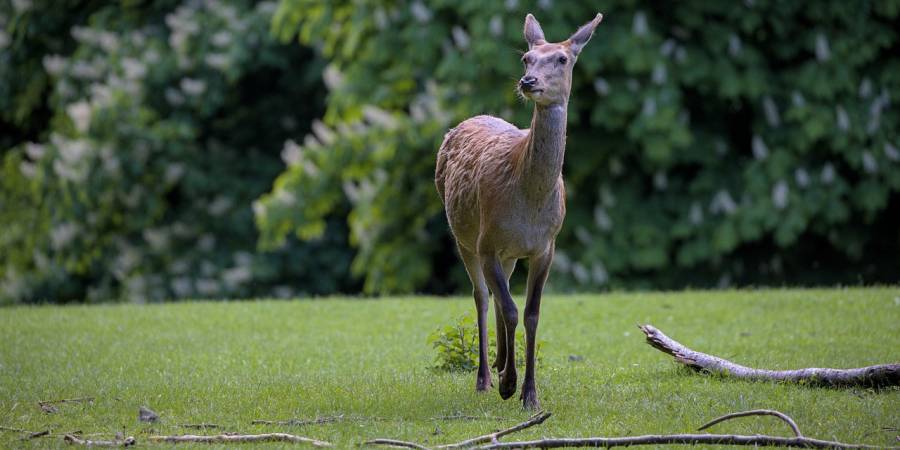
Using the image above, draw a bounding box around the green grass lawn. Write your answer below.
[1,288,899,449]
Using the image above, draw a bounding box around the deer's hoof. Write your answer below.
[475,373,493,392]
[520,386,540,410]
[498,370,517,400]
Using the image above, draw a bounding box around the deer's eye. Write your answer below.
[522,55,532,65]
[557,56,568,65]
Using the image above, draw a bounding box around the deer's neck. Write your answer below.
[520,103,567,200]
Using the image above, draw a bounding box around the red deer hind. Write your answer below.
[435,12,604,409]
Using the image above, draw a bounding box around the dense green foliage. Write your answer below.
[0,1,357,303]
[258,1,900,294]
[2,289,899,447]
[3,1,899,302]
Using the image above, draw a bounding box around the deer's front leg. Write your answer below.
[521,244,553,410]
[482,255,518,400]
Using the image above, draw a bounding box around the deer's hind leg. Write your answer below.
[458,245,492,391]
[492,259,517,371]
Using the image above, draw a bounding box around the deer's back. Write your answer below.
[436,115,529,252]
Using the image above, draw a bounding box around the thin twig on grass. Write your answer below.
[147,433,332,446]
[22,430,50,440]
[1,425,51,439]
[39,397,94,406]
[639,324,900,387]
[63,434,136,447]
[364,439,430,450]
[862,428,900,440]
[70,432,116,438]
[179,423,220,429]
[698,409,802,437]
[365,410,897,449]
[365,412,551,449]
[38,397,93,414]
[430,415,506,422]
[252,415,344,426]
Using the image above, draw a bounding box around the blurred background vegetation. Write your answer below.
[1,0,898,304]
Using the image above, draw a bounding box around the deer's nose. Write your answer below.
[519,76,537,89]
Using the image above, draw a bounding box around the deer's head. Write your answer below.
[518,13,603,106]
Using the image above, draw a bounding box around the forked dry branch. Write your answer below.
[639,324,900,387]
[365,410,897,450]
[366,412,550,449]
[439,412,551,449]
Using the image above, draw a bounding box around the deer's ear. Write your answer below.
[568,13,603,56]
[524,13,546,49]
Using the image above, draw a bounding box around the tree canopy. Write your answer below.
[1,0,356,303]
[257,1,900,294]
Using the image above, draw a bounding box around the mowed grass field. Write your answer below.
[1,288,898,449]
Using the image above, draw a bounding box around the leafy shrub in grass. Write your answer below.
[429,313,543,373]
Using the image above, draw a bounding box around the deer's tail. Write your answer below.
[434,127,457,205]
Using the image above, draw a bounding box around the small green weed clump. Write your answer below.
[428,313,542,372]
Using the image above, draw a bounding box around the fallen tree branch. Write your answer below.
[147,433,332,446]
[63,434,136,447]
[365,410,897,450]
[639,324,900,387]
[0,426,29,433]
[479,408,898,449]
[477,434,893,449]
[365,412,551,449]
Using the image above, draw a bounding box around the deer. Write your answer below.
[434,12,604,409]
